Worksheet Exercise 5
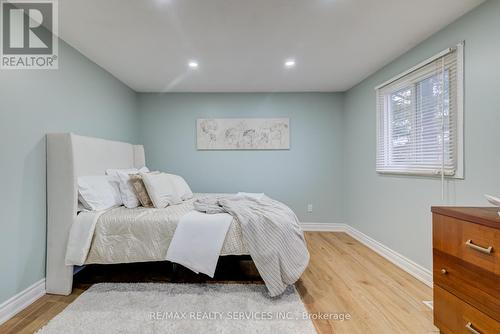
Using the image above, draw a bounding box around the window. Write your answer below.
[376,43,464,177]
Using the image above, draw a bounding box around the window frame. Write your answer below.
[375,43,464,179]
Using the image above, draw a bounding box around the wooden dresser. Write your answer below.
[432,207,500,333]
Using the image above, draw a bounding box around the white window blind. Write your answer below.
[376,43,464,177]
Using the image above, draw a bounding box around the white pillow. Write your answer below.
[140,172,182,208]
[106,166,149,177]
[167,174,193,201]
[78,193,90,209]
[78,175,122,211]
[111,167,150,208]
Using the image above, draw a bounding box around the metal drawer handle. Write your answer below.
[465,239,493,254]
[465,322,482,334]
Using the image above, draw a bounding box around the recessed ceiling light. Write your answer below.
[188,61,199,69]
[284,59,296,68]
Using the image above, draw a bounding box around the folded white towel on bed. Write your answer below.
[166,210,232,277]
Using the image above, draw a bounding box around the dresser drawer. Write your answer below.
[433,214,499,274]
[434,249,500,321]
[434,285,500,334]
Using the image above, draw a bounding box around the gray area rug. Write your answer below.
[37,283,316,334]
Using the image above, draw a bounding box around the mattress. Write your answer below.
[84,194,248,264]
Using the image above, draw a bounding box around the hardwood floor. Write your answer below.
[298,232,437,334]
[0,232,437,333]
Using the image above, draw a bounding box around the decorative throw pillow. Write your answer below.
[167,174,194,201]
[129,174,155,208]
[113,167,150,208]
[140,172,182,208]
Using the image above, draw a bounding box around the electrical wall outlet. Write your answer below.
[307,204,313,213]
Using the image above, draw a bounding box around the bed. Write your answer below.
[46,133,308,297]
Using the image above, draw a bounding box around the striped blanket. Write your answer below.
[194,194,310,297]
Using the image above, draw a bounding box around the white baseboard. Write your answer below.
[300,222,432,287]
[300,222,347,232]
[0,279,46,325]
[344,225,433,287]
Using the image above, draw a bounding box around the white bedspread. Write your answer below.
[65,194,248,266]
[166,211,233,277]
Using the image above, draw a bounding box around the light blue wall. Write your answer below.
[0,40,138,304]
[343,0,500,270]
[137,93,345,223]
[2,0,497,308]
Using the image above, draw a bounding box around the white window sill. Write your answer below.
[376,170,464,180]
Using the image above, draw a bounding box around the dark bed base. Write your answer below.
[74,256,260,287]
[170,255,253,280]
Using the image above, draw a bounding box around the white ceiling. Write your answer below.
[58,0,484,92]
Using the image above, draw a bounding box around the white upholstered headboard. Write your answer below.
[46,133,145,295]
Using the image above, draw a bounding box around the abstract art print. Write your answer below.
[197,118,290,150]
